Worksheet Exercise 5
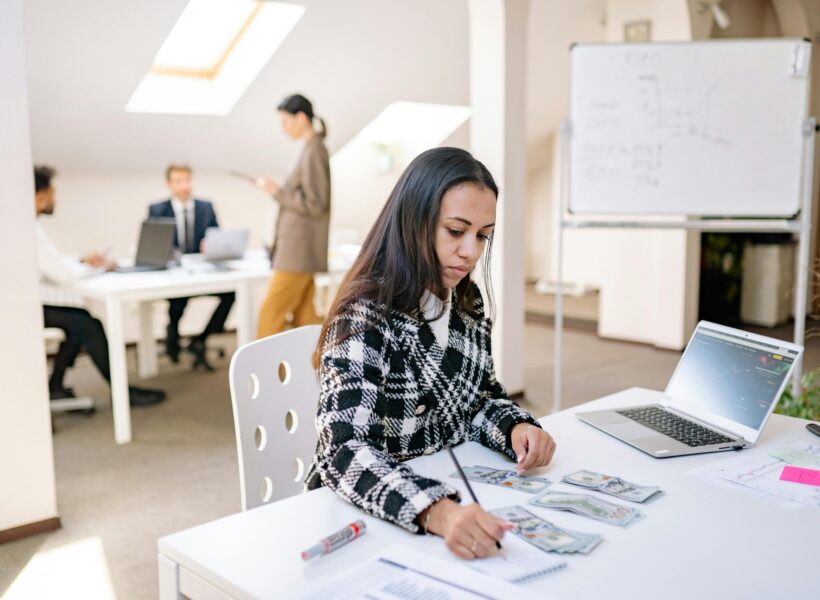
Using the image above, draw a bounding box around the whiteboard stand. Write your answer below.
[792,116,817,395]
[551,116,817,414]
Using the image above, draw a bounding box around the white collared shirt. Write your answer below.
[421,289,451,349]
[170,197,195,252]
[36,220,97,306]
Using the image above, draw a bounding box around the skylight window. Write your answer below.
[359,102,472,148]
[126,0,304,116]
[332,102,473,172]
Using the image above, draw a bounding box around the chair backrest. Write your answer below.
[228,325,322,511]
[43,327,65,355]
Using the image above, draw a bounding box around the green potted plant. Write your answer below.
[776,368,820,421]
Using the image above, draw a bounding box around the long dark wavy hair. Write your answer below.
[312,147,498,369]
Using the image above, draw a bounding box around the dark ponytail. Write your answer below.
[277,93,327,138]
[314,116,327,138]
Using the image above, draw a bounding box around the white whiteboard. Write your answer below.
[569,40,811,217]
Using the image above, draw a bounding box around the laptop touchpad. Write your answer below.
[607,421,657,441]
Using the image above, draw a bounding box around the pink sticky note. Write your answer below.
[779,466,820,487]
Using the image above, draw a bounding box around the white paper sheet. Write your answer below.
[687,441,820,510]
[289,545,545,600]
[467,534,567,584]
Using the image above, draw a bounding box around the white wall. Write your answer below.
[468,0,529,393]
[0,0,58,532]
[331,122,470,243]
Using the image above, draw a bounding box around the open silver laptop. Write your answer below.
[203,228,249,261]
[576,321,803,458]
[115,219,175,273]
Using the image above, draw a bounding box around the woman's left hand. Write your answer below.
[510,423,556,473]
[256,176,280,196]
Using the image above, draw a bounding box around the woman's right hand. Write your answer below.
[255,176,280,196]
[422,499,515,560]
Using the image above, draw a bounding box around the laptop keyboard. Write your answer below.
[616,406,734,447]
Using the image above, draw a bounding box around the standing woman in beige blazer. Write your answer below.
[255,94,331,338]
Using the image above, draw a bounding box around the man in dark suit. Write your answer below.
[149,164,235,370]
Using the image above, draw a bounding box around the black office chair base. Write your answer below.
[187,338,216,372]
[191,355,216,372]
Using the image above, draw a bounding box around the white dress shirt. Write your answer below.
[420,289,451,349]
[170,197,195,253]
[36,220,97,306]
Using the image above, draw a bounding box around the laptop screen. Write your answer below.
[136,220,175,266]
[666,327,798,430]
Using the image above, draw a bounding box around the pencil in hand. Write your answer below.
[446,446,505,557]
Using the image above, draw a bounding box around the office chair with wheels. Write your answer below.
[228,325,322,511]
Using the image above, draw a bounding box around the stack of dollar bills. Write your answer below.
[491,506,603,555]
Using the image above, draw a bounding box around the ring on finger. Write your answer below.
[470,539,479,554]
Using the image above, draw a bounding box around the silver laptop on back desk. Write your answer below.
[204,228,249,262]
[577,321,803,458]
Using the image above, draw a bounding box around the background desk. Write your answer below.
[69,255,270,444]
[157,388,817,599]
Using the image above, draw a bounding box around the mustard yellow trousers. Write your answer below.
[256,271,321,339]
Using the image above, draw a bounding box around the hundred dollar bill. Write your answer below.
[530,491,644,527]
[563,469,664,503]
[451,466,552,494]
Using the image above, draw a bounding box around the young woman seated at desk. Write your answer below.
[305,147,556,559]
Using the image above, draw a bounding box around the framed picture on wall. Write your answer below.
[624,20,651,42]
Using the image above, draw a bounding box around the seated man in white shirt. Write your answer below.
[35,165,166,407]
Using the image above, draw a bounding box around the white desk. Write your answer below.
[68,251,353,445]
[69,254,272,444]
[157,388,818,600]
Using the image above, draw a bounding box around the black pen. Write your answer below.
[446,446,505,556]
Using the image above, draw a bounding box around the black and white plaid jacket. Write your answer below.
[305,284,540,533]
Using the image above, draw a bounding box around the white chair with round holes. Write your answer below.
[228,325,322,511]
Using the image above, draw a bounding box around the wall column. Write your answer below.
[468,0,529,395]
[0,0,59,539]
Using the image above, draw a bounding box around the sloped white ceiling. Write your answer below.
[24,0,470,174]
[24,0,610,176]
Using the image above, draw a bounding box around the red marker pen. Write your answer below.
[301,520,366,561]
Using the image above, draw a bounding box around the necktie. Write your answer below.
[183,206,194,253]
